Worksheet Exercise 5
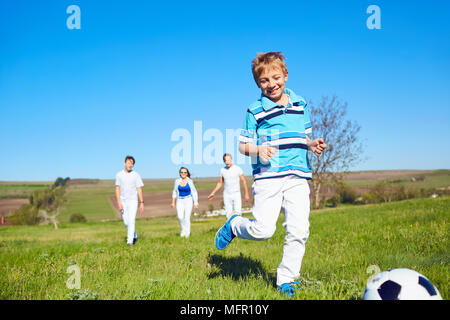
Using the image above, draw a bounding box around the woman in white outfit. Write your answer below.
[171,167,198,238]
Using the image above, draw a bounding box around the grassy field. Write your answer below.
[2,170,448,221]
[0,184,50,199]
[58,186,117,223]
[345,169,450,189]
[0,196,448,300]
[57,180,242,223]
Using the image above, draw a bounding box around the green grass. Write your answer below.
[58,187,117,223]
[58,181,224,223]
[1,196,448,300]
[0,184,50,199]
[0,184,50,191]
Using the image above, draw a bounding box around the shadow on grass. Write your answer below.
[207,253,276,288]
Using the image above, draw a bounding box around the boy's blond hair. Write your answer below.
[251,52,288,85]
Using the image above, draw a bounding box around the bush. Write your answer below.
[362,192,376,204]
[9,179,67,226]
[335,183,358,204]
[8,204,40,225]
[54,177,70,188]
[70,213,87,223]
[327,195,340,207]
[370,181,391,203]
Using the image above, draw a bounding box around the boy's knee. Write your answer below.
[249,223,276,240]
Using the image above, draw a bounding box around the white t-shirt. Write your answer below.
[115,170,144,201]
[220,165,244,195]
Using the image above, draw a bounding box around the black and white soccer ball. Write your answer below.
[363,268,442,300]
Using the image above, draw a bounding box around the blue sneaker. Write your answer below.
[215,214,239,250]
[277,281,300,297]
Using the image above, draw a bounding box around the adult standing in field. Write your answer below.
[171,167,199,238]
[115,155,145,246]
[208,153,250,219]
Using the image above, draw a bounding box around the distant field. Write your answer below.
[0,196,448,300]
[0,184,50,199]
[58,180,242,223]
[1,170,449,223]
[345,170,450,189]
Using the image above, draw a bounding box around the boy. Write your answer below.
[208,153,250,219]
[115,155,145,246]
[215,52,327,297]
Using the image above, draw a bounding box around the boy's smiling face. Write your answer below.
[257,67,288,103]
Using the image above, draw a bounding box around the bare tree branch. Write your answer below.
[308,95,364,208]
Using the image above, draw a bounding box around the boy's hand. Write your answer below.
[258,145,278,163]
[194,205,199,210]
[207,192,215,200]
[310,138,327,156]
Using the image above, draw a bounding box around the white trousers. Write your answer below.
[121,199,138,244]
[176,197,193,237]
[230,175,310,286]
[223,191,242,220]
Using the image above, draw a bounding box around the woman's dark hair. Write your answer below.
[179,167,191,178]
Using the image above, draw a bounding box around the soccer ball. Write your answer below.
[363,268,442,300]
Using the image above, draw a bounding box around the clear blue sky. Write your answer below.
[1,0,449,181]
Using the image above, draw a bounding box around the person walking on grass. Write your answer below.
[115,155,144,246]
[208,153,250,219]
[171,167,199,238]
[214,52,327,297]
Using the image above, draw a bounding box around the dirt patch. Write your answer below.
[344,170,431,181]
[0,199,28,216]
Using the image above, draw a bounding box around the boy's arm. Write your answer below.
[306,135,327,156]
[115,186,123,211]
[137,187,144,214]
[238,142,277,163]
[238,142,258,157]
[208,176,224,200]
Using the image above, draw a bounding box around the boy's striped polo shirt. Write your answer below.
[239,88,313,181]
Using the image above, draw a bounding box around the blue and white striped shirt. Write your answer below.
[239,88,312,181]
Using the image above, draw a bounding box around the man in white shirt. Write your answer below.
[115,155,144,246]
[208,154,250,219]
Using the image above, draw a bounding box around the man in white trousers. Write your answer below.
[115,155,145,246]
[208,153,250,219]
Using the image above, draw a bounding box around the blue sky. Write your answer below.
[1,0,449,181]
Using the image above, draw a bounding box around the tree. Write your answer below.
[308,95,364,209]
[53,177,70,188]
[10,178,68,226]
